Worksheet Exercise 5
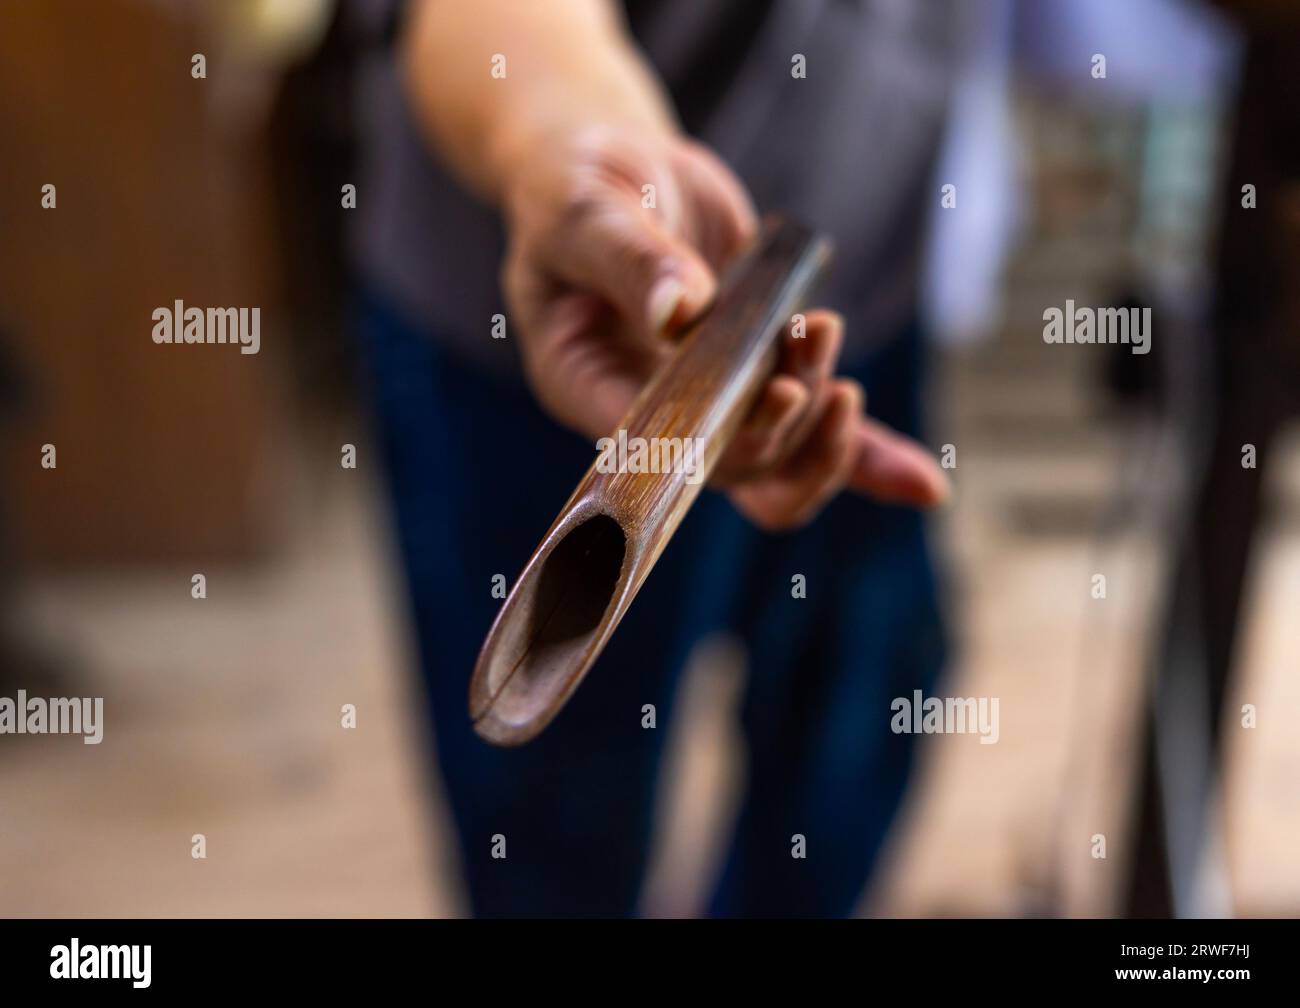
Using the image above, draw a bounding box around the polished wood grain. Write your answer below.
[469,217,831,746]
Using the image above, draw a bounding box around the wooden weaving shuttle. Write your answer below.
[469,215,832,746]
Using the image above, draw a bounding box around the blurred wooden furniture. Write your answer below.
[0,0,289,567]
[1125,3,1300,917]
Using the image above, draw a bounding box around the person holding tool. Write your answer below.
[350,0,961,916]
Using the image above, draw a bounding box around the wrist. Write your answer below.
[491,115,678,212]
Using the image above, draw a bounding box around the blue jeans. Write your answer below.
[356,293,947,917]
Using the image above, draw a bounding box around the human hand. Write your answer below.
[500,124,949,530]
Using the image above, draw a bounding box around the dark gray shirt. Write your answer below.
[350,0,968,377]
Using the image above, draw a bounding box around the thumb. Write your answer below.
[848,416,952,507]
[546,199,717,337]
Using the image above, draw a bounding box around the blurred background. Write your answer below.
[1,0,1297,917]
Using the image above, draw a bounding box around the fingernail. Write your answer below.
[930,468,953,505]
[837,380,864,419]
[646,275,684,334]
[752,379,806,433]
[908,460,952,508]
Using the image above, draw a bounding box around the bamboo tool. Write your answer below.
[469,216,832,746]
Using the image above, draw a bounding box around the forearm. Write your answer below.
[399,0,678,203]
